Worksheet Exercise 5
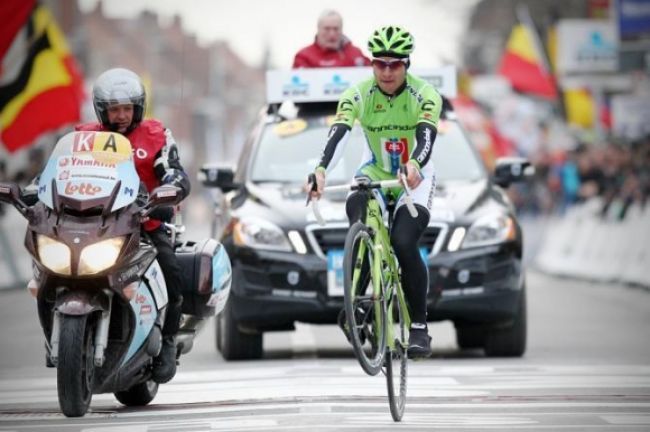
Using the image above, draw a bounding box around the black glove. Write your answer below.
[20,190,39,207]
[148,206,174,222]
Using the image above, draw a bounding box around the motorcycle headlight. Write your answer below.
[233,217,292,252]
[79,237,125,275]
[462,213,516,249]
[37,235,71,275]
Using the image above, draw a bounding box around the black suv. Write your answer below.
[201,102,530,360]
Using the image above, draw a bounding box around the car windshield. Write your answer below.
[249,115,486,184]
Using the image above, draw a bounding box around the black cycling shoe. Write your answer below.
[407,327,432,359]
[151,336,178,384]
[337,308,367,345]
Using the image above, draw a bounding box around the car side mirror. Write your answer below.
[493,157,535,188]
[0,182,29,217]
[198,164,240,193]
[142,185,182,217]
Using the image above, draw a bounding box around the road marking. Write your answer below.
[3,411,648,432]
[348,414,538,425]
[601,414,650,425]
[1,362,649,431]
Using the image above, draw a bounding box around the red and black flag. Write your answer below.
[1,1,84,153]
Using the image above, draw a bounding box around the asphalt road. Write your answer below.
[0,267,649,431]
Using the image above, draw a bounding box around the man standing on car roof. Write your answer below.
[76,68,191,383]
[309,26,442,358]
[293,9,370,68]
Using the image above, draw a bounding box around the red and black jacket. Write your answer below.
[75,119,191,231]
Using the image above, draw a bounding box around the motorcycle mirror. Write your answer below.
[0,182,29,217]
[197,164,239,192]
[0,182,19,203]
[142,185,182,217]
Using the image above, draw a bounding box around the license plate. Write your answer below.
[327,250,345,297]
[327,247,426,297]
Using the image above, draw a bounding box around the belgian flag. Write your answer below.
[0,1,84,153]
[497,24,558,101]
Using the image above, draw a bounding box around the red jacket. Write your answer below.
[75,119,166,231]
[293,37,370,68]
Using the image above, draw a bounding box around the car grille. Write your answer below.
[305,223,448,260]
[310,227,348,257]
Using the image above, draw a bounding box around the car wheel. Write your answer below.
[217,296,263,361]
[484,284,527,357]
[455,325,485,350]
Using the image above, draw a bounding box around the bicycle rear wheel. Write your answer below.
[343,221,387,376]
[385,286,408,421]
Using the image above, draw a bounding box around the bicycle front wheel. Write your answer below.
[343,222,387,376]
[385,286,408,421]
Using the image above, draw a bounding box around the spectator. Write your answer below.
[293,10,370,68]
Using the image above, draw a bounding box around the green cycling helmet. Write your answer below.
[368,25,414,58]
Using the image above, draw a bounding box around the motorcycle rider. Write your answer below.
[75,68,191,383]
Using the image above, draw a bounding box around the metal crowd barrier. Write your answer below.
[535,198,650,288]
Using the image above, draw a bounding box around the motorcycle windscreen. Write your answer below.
[38,131,140,212]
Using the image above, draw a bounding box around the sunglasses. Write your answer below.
[371,58,407,70]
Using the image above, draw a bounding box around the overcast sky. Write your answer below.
[78,0,480,68]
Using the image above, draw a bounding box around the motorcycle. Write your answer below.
[0,131,231,417]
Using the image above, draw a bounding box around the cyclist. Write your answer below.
[77,68,191,382]
[309,26,442,358]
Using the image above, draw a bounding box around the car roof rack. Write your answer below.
[268,96,454,120]
[267,101,339,118]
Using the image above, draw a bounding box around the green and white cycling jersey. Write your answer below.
[317,72,443,176]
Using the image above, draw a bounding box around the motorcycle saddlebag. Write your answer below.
[175,238,232,318]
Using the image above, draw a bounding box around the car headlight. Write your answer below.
[79,237,125,275]
[462,213,516,249]
[233,217,292,252]
[37,235,71,275]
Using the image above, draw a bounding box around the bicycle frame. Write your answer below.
[351,193,411,352]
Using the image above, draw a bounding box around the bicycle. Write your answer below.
[307,167,418,421]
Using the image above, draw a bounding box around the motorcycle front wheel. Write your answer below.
[57,315,95,417]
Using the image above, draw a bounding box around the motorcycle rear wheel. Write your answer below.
[114,380,159,406]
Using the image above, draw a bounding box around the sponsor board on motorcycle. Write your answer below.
[38,131,140,211]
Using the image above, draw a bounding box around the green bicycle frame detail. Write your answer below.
[350,197,412,351]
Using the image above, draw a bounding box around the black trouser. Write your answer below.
[346,192,430,324]
[147,228,183,336]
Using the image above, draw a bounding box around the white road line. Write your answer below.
[81,427,147,432]
[3,401,650,422]
[2,411,647,432]
[600,414,650,425]
[2,373,647,405]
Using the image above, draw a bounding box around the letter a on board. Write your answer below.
[103,134,117,152]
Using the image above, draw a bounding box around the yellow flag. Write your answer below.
[141,73,153,119]
[564,88,594,128]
